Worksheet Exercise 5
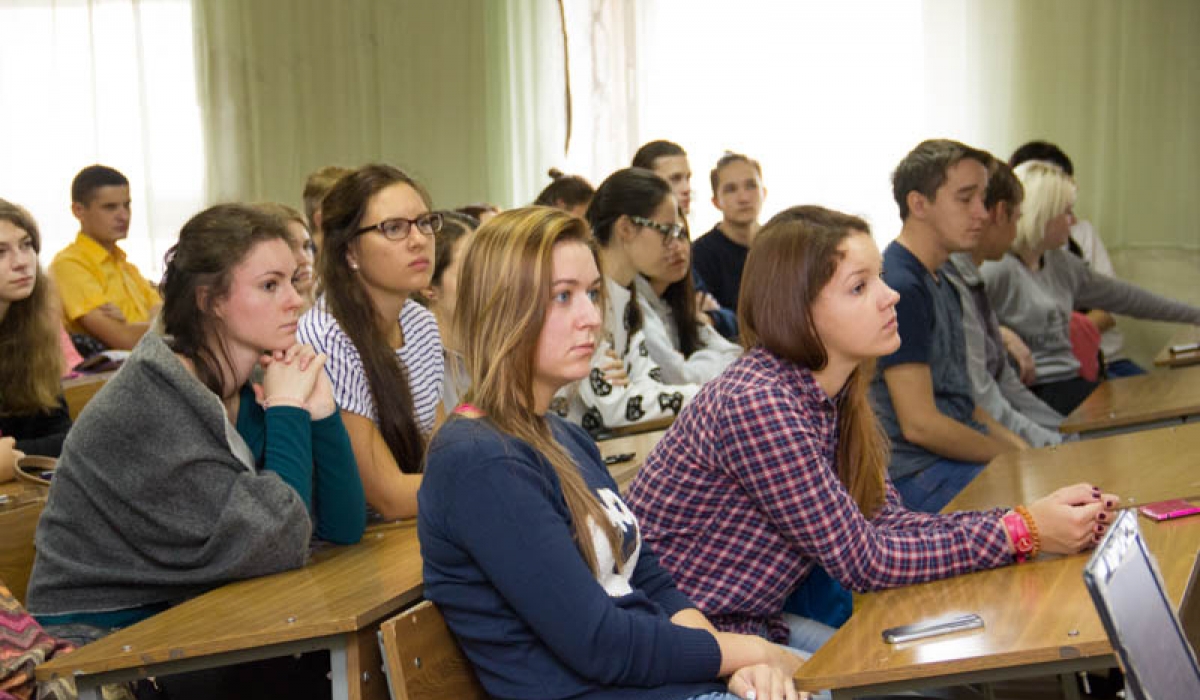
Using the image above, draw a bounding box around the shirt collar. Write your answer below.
[947,252,981,284]
[73,232,126,264]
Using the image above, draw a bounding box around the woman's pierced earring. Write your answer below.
[349,262,360,271]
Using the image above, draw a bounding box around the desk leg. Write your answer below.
[1059,673,1081,700]
[330,635,349,700]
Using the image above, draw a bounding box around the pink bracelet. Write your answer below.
[1002,510,1036,563]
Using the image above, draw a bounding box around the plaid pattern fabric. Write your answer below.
[0,581,75,700]
[627,346,1013,643]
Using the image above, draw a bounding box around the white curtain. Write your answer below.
[567,0,1199,253]
[0,0,204,278]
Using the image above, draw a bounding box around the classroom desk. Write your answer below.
[602,414,675,438]
[950,422,1200,512]
[1153,326,1200,369]
[1060,365,1200,438]
[794,519,1199,699]
[794,425,1200,698]
[0,482,46,604]
[597,429,667,491]
[36,523,424,700]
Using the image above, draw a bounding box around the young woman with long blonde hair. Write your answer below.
[419,207,803,700]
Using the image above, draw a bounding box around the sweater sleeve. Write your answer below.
[261,405,315,508]
[438,448,720,687]
[10,398,72,457]
[1067,254,1200,325]
[576,333,699,431]
[637,296,740,386]
[309,411,366,544]
[723,389,1014,592]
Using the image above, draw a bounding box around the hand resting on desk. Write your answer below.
[1025,483,1121,554]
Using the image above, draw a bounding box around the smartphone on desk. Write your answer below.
[1138,499,1200,521]
[882,613,984,643]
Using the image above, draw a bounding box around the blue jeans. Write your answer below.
[893,458,987,513]
[783,613,836,656]
[1105,359,1146,377]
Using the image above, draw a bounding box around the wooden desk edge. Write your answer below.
[794,639,1114,692]
[35,587,423,680]
[1060,404,1190,434]
[1154,349,1200,368]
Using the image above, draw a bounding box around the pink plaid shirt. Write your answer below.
[627,346,1013,642]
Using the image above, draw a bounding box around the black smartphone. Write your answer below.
[603,452,636,466]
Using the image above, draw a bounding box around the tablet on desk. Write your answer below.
[1083,510,1200,699]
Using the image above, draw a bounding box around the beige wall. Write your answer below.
[195,0,502,211]
[193,0,1199,365]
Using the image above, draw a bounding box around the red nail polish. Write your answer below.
[1098,512,1107,522]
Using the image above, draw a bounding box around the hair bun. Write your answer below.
[548,168,565,180]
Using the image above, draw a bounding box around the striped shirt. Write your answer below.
[626,346,1012,643]
[298,298,444,435]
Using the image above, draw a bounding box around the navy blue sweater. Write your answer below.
[419,415,723,700]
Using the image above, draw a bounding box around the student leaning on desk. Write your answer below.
[26,204,365,648]
[628,205,1120,655]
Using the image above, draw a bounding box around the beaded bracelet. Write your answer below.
[1015,505,1041,558]
[1002,510,1036,562]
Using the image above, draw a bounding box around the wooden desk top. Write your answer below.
[1060,366,1200,434]
[597,429,666,491]
[603,414,674,438]
[946,422,1200,512]
[1154,326,1200,369]
[794,517,1200,693]
[37,523,424,681]
[0,479,43,504]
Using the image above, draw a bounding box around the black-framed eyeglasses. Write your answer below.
[355,212,443,241]
[629,215,686,245]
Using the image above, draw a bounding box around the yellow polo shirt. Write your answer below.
[50,233,161,335]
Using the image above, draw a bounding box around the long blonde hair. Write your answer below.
[451,207,621,573]
[0,199,64,415]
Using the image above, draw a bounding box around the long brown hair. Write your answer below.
[160,204,294,397]
[739,205,889,517]
[0,199,63,414]
[317,164,428,473]
[451,207,621,573]
[658,211,702,357]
